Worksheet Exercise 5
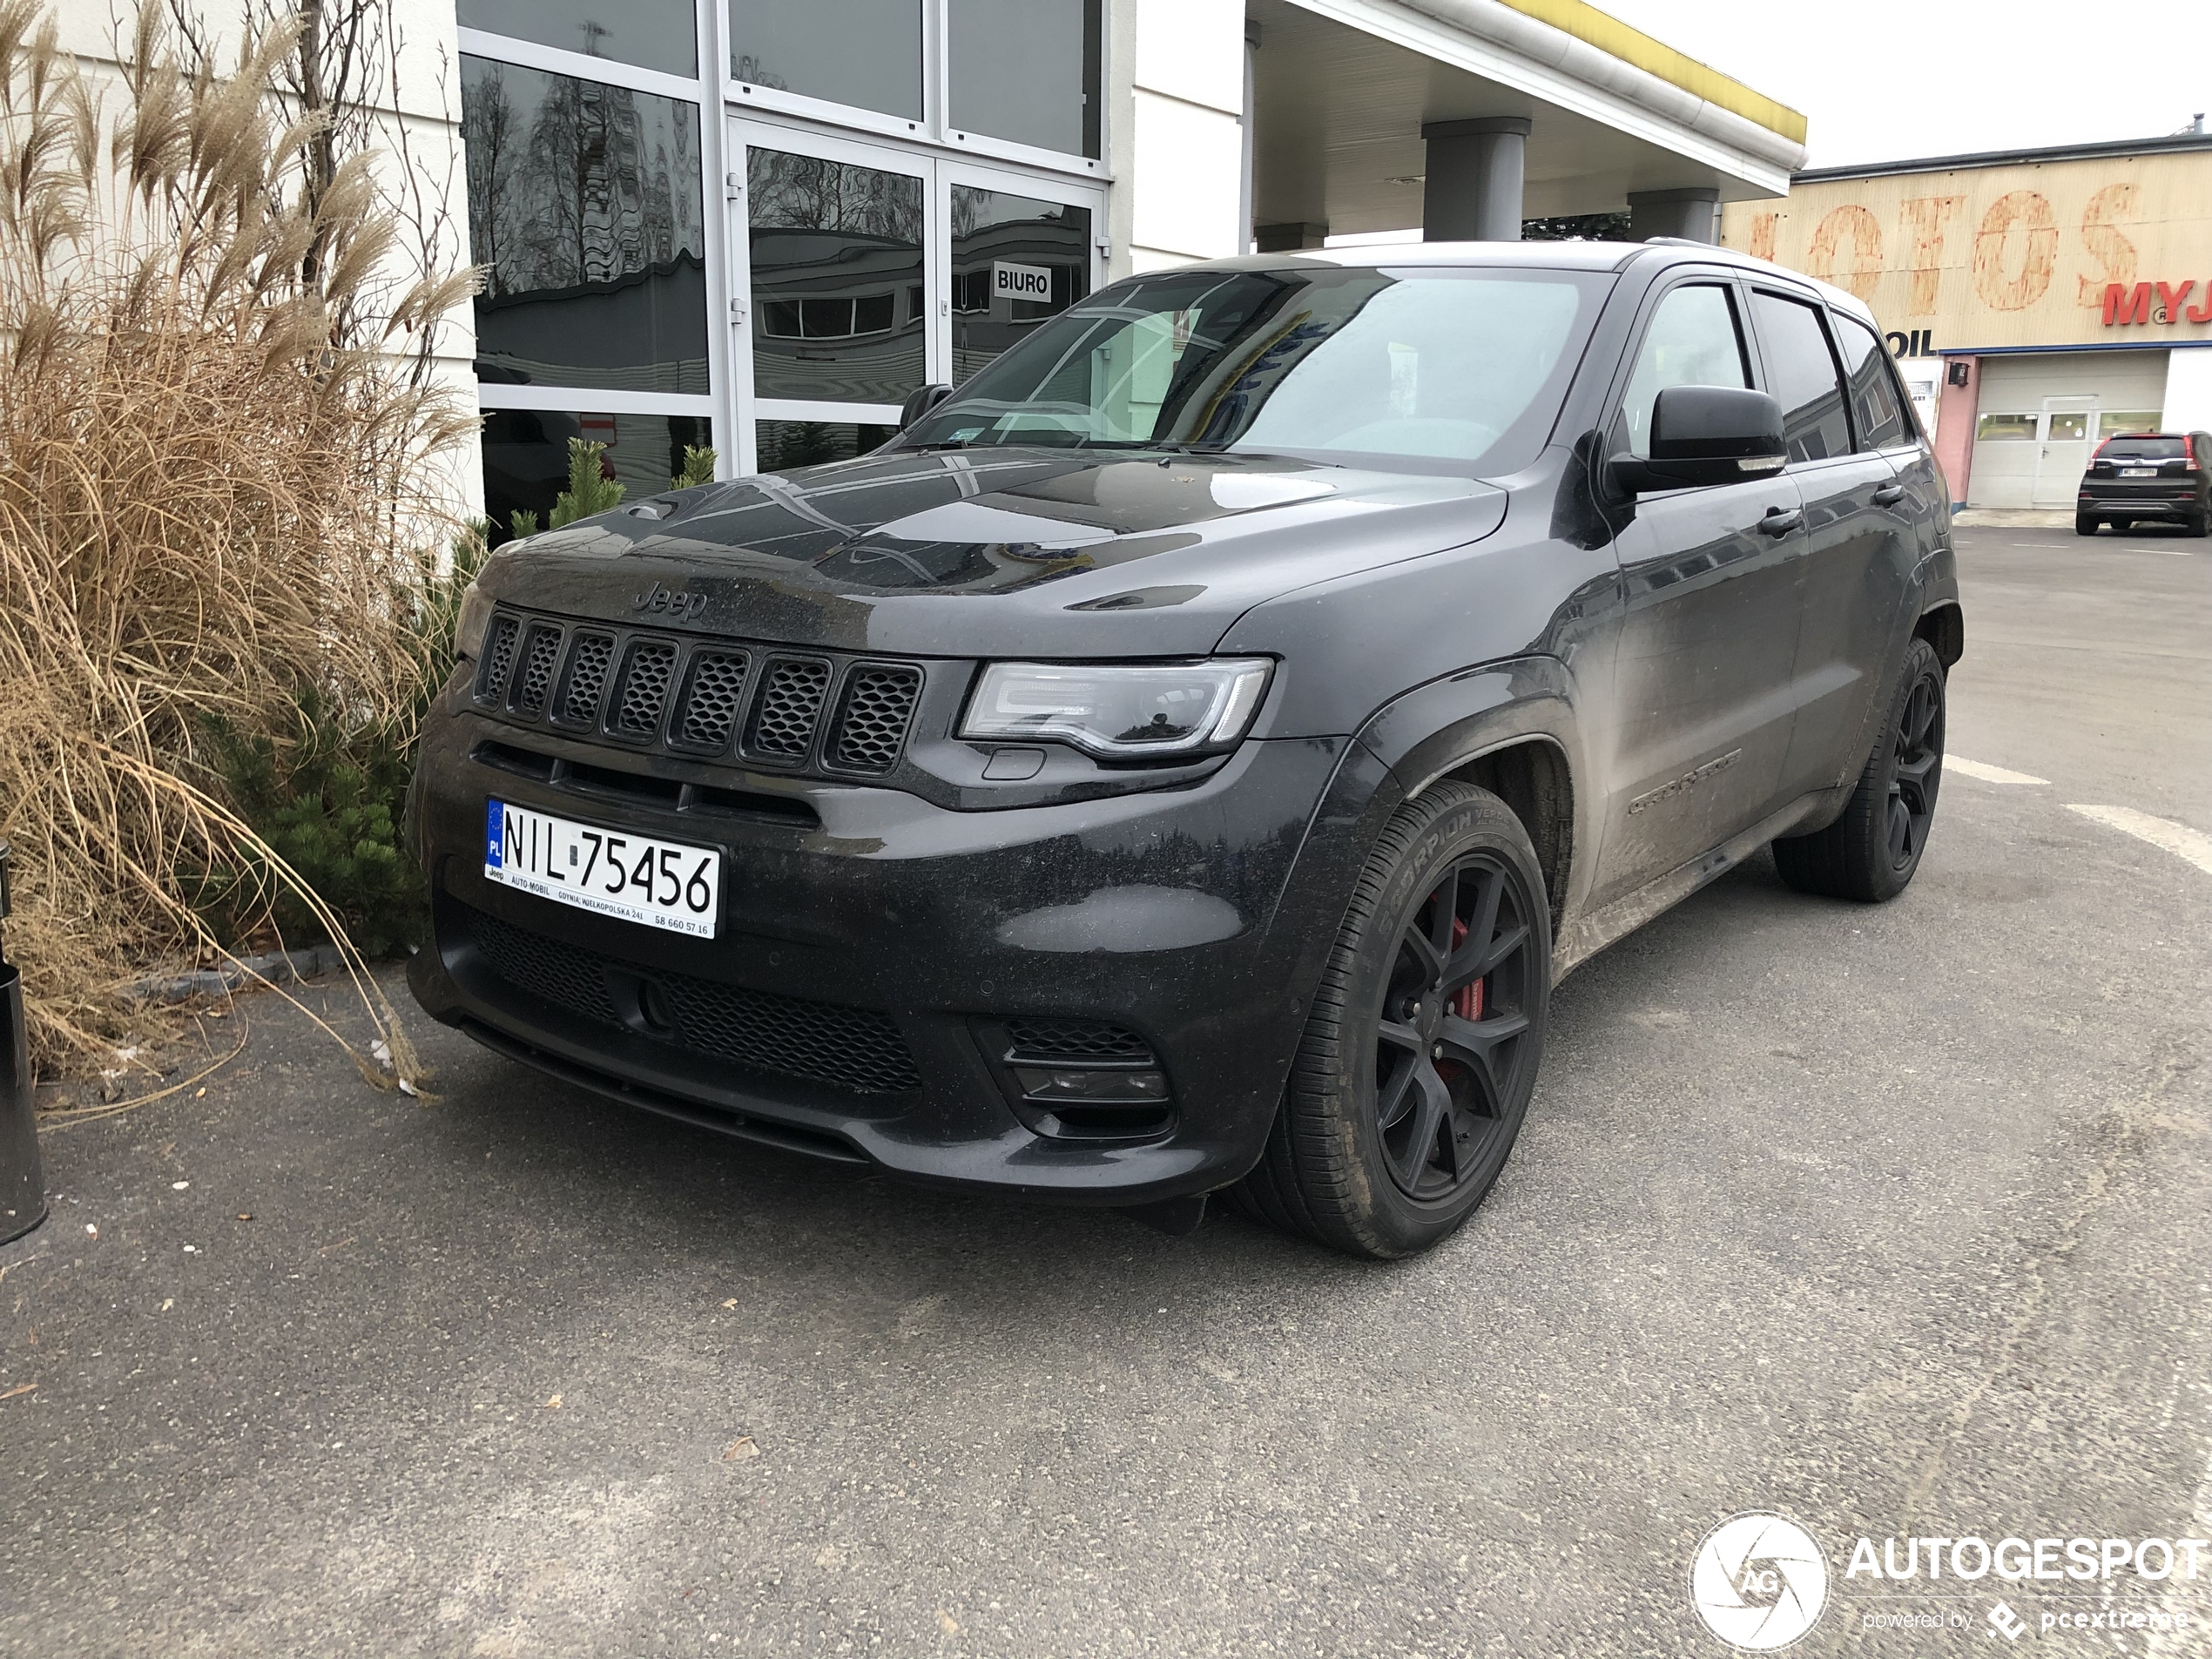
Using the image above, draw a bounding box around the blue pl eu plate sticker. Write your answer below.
[486,799,504,869]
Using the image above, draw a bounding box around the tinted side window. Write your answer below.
[1750,292,1851,463]
[1834,315,1907,450]
[1619,283,1750,458]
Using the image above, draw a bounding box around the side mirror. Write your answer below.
[899,382,955,430]
[1609,385,1788,494]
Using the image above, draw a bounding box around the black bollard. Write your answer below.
[0,842,45,1245]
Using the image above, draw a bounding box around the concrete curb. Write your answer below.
[1952,508,2073,529]
[134,945,346,1005]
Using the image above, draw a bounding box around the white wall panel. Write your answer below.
[1130,89,1244,262]
[2162,349,2212,434]
[1132,0,1244,116]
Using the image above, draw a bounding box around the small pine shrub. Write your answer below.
[194,524,491,961]
[197,692,424,960]
[673,445,718,489]
[549,438,625,529]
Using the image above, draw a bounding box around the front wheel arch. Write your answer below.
[1431,738,1575,940]
[1914,601,1964,670]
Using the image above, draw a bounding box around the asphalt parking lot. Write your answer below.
[4,521,2210,1658]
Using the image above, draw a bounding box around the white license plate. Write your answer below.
[2121,467,2157,477]
[483,800,720,938]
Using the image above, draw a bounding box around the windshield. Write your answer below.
[2101,436,2185,459]
[898,264,1610,471]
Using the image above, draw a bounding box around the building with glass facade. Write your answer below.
[49,1,1809,540]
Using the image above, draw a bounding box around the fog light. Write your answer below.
[1015,1067,1169,1104]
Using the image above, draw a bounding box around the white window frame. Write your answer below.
[725,119,1106,471]
[461,0,1117,485]
[728,116,946,472]
[463,0,736,477]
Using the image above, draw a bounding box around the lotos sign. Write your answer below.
[1721,145,2212,352]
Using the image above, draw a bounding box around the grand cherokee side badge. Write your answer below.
[1629,750,1742,816]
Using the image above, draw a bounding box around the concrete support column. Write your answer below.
[1627,186,1722,244]
[1420,117,1531,242]
[1255,222,1328,252]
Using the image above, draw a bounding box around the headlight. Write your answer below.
[961,659,1273,759]
[454,582,496,661]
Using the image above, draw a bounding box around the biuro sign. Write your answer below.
[1718,148,2212,352]
[2102,280,2212,326]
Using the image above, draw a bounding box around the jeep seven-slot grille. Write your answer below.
[510,623,562,716]
[462,902,922,1095]
[611,639,678,738]
[557,632,616,725]
[676,650,750,750]
[471,611,921,777]
[747,658,833,761]
[828,664,922,773]
[476,616,521,702]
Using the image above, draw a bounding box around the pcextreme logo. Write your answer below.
[1689,1513,1831,1651]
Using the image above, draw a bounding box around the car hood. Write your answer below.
[470,446,1507,658]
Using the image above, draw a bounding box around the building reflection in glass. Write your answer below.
[462,57,708,395]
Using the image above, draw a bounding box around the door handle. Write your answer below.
[1757,507,1804,536]
[1871,483,1905,506]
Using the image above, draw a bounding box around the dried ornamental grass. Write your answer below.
[0,3,477,1082]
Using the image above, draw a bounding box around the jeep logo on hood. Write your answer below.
[633,581,709,622]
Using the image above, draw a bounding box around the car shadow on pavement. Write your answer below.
[395,847,1809,1310]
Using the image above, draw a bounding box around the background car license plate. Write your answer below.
[2121,467,2156,477]
[483,800,719,938]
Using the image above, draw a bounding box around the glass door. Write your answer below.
[727,117,1103,472]
[729,120,939,473]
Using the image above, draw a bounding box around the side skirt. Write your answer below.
[1551,786,1851,983]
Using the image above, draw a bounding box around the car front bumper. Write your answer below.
[407,700,1386,1206]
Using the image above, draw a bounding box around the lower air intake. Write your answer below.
[462,903,922,1095]
[1001,1017,1157,1065]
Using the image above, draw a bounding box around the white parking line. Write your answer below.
[1948,757,2050,786]
[2067,805,2212,877]
[2006,542,2196,555]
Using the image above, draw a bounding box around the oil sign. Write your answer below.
[1720,149,2212,352]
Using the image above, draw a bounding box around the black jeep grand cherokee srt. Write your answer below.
[410,242,1959,1258]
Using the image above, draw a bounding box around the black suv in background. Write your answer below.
[409,243,1960,1258]
[2078,431,2212,535]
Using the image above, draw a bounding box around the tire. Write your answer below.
[2075,513,2100,536]
[1773,637,1946,903]
[2190,509,2210,538]
[1231,783,1550,1259]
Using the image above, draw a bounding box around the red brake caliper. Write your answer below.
[1449,917,1486,1022]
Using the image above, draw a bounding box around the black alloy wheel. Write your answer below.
[1231,782,1551,1258]
[1774,637,1947,903]
[1372,854,1536,1201]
